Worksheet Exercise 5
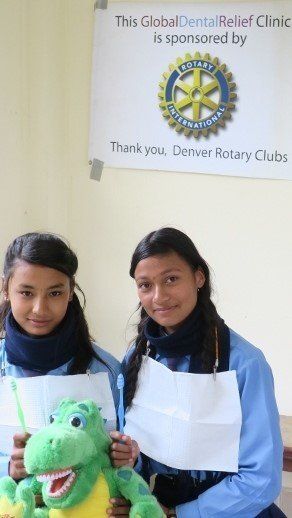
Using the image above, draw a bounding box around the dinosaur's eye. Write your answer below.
[68,413,87,428]
[49,414,57,424]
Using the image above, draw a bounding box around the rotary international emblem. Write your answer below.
[159,51,237,138]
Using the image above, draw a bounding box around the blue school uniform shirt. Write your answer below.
[0,340,121,478]
[125,330,283,517]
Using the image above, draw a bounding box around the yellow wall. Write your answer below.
[0,0,291,414]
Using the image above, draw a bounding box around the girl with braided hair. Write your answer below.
[111,227,284,518]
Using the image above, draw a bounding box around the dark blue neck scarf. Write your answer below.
[144,305,230,373]
[4,305,78,373]
[145,305,203,358]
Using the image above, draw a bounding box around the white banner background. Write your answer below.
[89,1,292,180]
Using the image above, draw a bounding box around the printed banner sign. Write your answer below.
[89,1,292,180]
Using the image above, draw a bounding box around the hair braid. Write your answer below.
[125,307,149,408]
[198,293,220,373]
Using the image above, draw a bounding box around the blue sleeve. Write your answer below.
[90,343,121,412]
[102,356,121,413]
[176,357,283,518]
[108,366,121,413]
[0,455,9,478]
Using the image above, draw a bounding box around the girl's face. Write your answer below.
[5,261,72,336]
[134,252,205,334]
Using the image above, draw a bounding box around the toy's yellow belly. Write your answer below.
[49,473,110,517]
[0,496,25,518]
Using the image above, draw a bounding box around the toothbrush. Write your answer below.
[11,378,27,433]
[117,373,125,434]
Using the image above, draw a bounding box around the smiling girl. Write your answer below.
[114,227,284,518]
[0,232,127,516]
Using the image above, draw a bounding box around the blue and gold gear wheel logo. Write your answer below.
[159,51,237,138]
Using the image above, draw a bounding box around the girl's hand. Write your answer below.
[35,494,44,506]
[9,432,31,480]
[107,497,130,516]
[160,504,176,517]
[110,431,140,468]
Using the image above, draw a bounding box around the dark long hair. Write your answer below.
[0,232,107,374]
[125,227,220,407]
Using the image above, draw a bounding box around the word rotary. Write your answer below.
[158,51,237,138]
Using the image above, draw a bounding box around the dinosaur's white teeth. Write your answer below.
[36,468,72,482]
[47,471,76,498]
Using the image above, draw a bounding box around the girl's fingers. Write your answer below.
[110,431,123,441]
[9,460,27,480]
[17,468,28,479]
[13,433,30,448]
[11,448,25,461]
[130,439,140,462]
[35,494,44,506]
[110,436,139,462]
[109,433,138,467]
[110,434,134,466]
[14,460,25,470]
[111,459,134,468]
[107,510,129,516]
[111,442,132,454]
[110,432,132,446]
[110,450,133,461]
[107,498,130,516]
[110,498,129,505]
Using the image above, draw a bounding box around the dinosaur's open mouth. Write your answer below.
[36,468,76,498]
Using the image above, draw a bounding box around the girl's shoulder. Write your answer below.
[122,344,136,366]
[90,341,121,377]
[229,329,270,371]
[89,343,121,408]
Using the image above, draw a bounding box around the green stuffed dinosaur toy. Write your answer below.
[0,398,164,518]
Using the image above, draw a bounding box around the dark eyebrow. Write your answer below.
[136,268,182,281]
[160,268,182,275]
[18,283,65,290]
